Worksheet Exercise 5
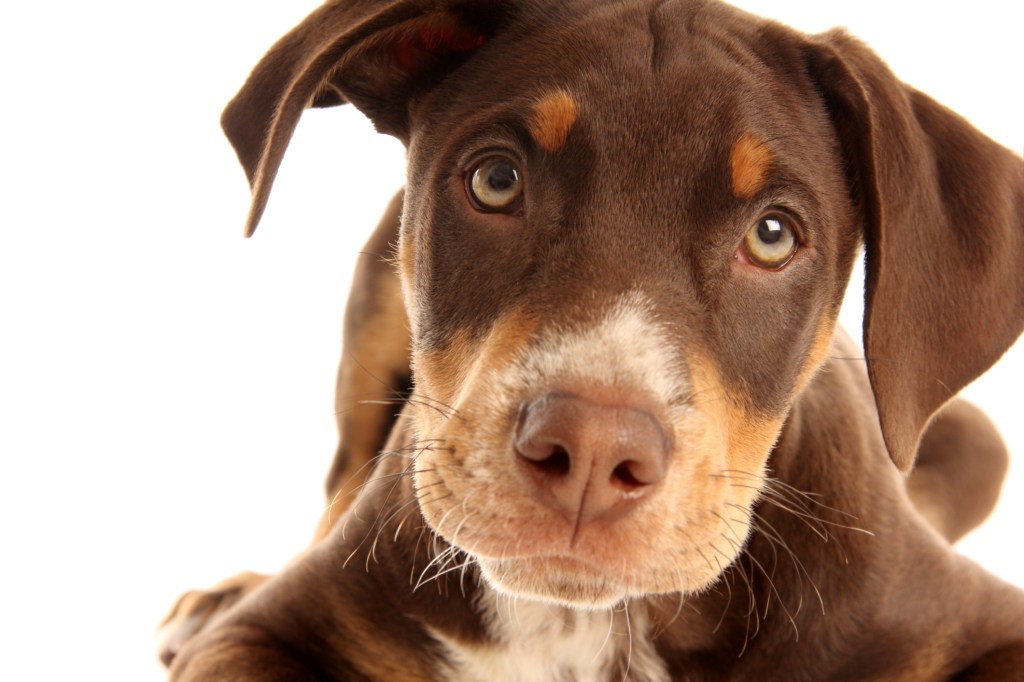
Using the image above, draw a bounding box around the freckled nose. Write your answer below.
[513,392,671,524]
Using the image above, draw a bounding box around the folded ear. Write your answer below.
[222,0,510,236]
[805,30,1024,471]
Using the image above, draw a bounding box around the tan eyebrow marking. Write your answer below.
[729,134,772,199]
[528,90,579,152]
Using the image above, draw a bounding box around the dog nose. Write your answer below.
[514,392,670,523]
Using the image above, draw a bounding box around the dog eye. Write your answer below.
[741,213,798,269]
[466,156,523,212]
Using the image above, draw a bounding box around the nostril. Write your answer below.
[611,461,644,490]
[530,445,572,477]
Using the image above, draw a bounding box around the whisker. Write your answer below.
[457,553,475,598]
[718,472,873,544]
[418,548,474,589]
[341,451,429,569]
[593,607,615,664]
[739,535,801,641]
[621,601,633,682]
[328,441,442,527]
[710,539,758,655]
[742,507,826,617]
[414,544,462,592]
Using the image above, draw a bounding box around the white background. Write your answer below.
[1,1,1021,679]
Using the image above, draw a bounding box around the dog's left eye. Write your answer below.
[741,213,799,269]
[466,156,523,212]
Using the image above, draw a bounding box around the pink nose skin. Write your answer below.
[514,392,671,527]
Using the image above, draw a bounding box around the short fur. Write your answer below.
[162,0,1024,679]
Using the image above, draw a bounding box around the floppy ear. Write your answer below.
[805,30,1024,471]
[222,0,511,236]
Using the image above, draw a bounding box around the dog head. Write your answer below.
[224,0,1023,608]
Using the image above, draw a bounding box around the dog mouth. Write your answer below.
[411,405,765,607]
[414,464,757,609]
[408,296,778,607]
[455,526,744,609]
[406,368,789,608]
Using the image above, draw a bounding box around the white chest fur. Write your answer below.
[432,592,670,682]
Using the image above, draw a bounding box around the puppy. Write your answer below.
[165,0,1024,679]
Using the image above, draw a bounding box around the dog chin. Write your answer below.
[474,554,727,610]
[476,555,632,609]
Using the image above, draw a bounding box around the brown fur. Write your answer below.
[163,0,1024,679]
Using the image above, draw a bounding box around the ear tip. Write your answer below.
[889,449,916,474]
[244,202,265,238]
[880,418,920,473]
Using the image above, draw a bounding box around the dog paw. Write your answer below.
[157,571,268,666]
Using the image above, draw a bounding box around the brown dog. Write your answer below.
[163,0,1024,679]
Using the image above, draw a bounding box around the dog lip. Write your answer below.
[462,515,649,570]
[482,552,624,583]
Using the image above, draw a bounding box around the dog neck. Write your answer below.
[429,591,670,682]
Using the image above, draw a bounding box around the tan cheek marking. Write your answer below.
[689,354,784,477]
[413,309,538,411]
[729,133,772,199]
[414,327,476,408]
[728,407,785,475]
[473,309,539,379]
[529,90,579,153]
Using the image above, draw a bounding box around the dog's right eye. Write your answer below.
[739,213,799,269]
[466,156,523,213]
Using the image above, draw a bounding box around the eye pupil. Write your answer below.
[757,218,784,244]
[487,162,518,191]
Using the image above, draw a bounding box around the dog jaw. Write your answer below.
[411,293,786,608]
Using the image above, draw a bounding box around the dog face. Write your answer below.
[396,6,858,606]
[221,0,1024,609]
